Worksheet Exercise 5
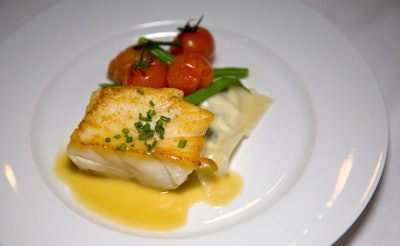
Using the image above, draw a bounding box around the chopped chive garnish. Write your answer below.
[134,121,143,129]
[149,100,155,107]
[117,143,126,151]
[160,115,171,122]
[155,123,165,139]
[138,110,157,121]
[122,128,130,138]
[126,136,133,143]
[146,140,157,152]
[136,89,144,95]
[143,123,151,132]
[147,109,156,118]
[139,113,151,121]
[114,134,121,139]
[156,119,163,126]
[134,109,173,152]
[105,137,111,142]
[178,139,187,148]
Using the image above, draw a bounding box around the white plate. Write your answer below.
[0,0,388,245]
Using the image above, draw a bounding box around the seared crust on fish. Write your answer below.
[66,86,216,189]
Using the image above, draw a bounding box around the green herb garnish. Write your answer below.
[126,136,133,143]
[177,139,187,148]
[160,115,171,122]
[184,76,249,105]
[117,143,126,151]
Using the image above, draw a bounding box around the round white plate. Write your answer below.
[0,0,388,245]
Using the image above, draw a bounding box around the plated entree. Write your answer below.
[60,17,273,230]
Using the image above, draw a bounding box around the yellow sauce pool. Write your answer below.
[54,151,243,231]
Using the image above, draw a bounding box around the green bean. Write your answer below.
[135,37,176,66]
[147,46,175,66]
[183,76,249,105]
[213,67,249,78]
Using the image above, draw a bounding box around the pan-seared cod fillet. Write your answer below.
[66,86,217,190]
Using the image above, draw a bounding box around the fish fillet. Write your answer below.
[66,86,216,190]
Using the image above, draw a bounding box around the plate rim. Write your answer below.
[0,0,388,245]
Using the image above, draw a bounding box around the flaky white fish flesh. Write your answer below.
[66,86,216,190]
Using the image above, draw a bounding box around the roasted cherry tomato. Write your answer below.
[167,53,213,95]
[170,17,215,61]
[108,47,168,88]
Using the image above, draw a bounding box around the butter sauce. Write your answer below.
[54,151,243,231]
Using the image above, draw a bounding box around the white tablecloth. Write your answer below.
[1,0,398,245]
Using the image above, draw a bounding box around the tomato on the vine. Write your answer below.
[167,53,213,95]
[170,17,215,61]
[108,47,168,88]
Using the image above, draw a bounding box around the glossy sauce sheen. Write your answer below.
[54,151,243,231]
